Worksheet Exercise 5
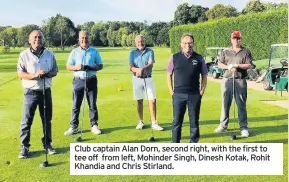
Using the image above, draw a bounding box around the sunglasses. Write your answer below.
[232,37,241,40]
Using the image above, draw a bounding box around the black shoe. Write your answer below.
[18,146,29,159]
[44,145,57,155]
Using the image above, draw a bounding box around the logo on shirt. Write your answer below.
[192,60,198,65]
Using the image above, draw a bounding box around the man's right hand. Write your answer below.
[33,70,45,78]
[74,64,83,71]
[136,68,143,77]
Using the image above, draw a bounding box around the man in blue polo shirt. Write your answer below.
[129,35,164,131]
[64,31,103,136]
[166,33,208,143]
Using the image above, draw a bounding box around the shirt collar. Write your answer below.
[80,46,90,51]
[135,47,147,53]
[229,46,244,53]
[30,46,45,57]
[182,50,194,58]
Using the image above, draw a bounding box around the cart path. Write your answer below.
[208,76,288,109]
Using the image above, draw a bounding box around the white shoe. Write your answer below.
[64,128,79,136]
[136,121,144,130]
[91,125,101,135]
[214,125,227,133]
[241,129,249,137]
[151,122,164,131]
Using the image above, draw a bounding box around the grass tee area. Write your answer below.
[0,47,287,181]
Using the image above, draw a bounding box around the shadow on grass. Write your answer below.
[49,161,68,167]
[101,125,136,134]
[114,124,288,143]
[29,146,70,158]
[247,138,288,143]
[199,114,288,125]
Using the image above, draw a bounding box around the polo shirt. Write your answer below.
[219,46,253,78]
[129,47,155,77]
[67,46,103,79]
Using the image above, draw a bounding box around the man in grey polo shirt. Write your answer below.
[17,30,58,159]
[214,30,253,137]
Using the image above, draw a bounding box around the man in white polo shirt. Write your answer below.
[17,30,58,159]
[129,35,163,131]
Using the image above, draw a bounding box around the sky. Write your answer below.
[0,0,287,27]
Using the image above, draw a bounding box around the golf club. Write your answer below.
[143,77,155,142]
[40,77,49,168]
[74,71,87,142]
[230,71,237,140]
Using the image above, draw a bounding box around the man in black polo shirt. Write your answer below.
[214,30,253,137]
[166,33,208,143]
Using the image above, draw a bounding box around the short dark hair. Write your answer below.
[181,33,194,42]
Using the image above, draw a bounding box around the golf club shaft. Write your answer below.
[233,71,236,133]
[81,71,87,137]
[143,77,154,137]
[43,77,48,161]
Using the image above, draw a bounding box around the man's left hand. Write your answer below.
[83,65,90,71]
[200,90,204,96]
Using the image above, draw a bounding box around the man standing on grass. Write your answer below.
[214,30,253,137]
[64,31,103,136]
[129,35,164,131]
[17,30,58,159]
[166,33,207,143]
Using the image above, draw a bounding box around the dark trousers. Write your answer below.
[20,88,52,148]
[220,78,248,130]
[70,77,98,129]
[172,93,202,143]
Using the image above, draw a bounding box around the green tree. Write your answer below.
[156,26,170,46]
[81,21,95,34]
[42,14,77,50]
[174,3,191,25]
[206,4,238,20]
[91,21,106,46]
[242,0,266,14]
[190,5,209,23]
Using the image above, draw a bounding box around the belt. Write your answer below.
[28,88,51,92]
[136,75,151,78]
[74,75,96,80]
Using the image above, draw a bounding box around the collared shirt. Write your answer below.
[129,47,155,76]
[17,48,58,90]
[30,46,45,58]
[166,51,208,75]
[67,46,103,79]
[219,46,253,78]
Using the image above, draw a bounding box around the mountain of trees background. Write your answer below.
[0,0,287,50]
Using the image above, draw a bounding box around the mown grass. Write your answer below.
[0,47,287,182]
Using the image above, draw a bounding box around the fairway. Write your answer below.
[0,47,288,181]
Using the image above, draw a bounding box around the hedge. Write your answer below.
[169,8,288,60]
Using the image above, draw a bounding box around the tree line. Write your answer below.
[0,0,287,50]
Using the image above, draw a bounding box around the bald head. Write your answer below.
[29,30,45,50]
[135,35,145,51]
[79,31,90,49]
